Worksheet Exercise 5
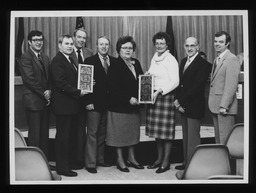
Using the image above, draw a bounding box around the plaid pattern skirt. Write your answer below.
[145,92,175,140]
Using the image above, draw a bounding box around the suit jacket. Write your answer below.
[84,54,116,112]
[70,47,93,107]
[19,48,50,111]
[108,56,143,113]
[208,50,240,115]
[70,47,93,66]
[50,51,81,115]
[176,54,212,119]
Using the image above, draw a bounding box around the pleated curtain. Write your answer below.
[15,15,243,73]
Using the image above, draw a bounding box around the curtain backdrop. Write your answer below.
[15,15,243,75]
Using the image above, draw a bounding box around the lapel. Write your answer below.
[58,52,77,75]
[70,51,79,67]
[29,49,48,80]
[183,55,199,74]
[119,57,137,81]
[211,50,230,82]
[96,54,108,77]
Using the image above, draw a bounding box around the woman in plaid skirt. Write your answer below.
[145,32,179,173]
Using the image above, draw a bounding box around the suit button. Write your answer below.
[210,85,213,87]
[181,85,183,87]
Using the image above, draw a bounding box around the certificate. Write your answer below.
[77,64,94,93]
[138,74,154,104]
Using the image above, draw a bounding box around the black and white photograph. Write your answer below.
[9,10,249,185]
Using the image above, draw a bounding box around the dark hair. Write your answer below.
[199,51,207,59]
[27,30,44,41]
[215,31,231,48]
[116,36,136,53]
[152,32,171,50]
[58,34,73,44]
[73,28,88,37]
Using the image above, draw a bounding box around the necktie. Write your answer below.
[213,56,220,74]
[69,56,77,71]
[183,57,191,73]
[77,49,83,64]
[38,54,46,77]
[103,57,108,74]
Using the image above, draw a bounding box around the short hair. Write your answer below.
[116,36,136,53]
[27,30,44,41]
[73,28,88,37]
[58,34,73,44]
[199,51,207,58]
[152,32,171,50]
[215,31,231,48]
[97,36,110,45]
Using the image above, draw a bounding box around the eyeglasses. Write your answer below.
[32,39,44,43]
[121,47,133,50]
[155,43,166,46]
[185,44,197,48]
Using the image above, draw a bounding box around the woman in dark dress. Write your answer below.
[106,36,144,172]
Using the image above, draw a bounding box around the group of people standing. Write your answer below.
[18,26,241,177]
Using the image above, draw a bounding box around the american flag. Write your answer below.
[76,17,85,29]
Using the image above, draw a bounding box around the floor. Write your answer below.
[58,163,181,184]
[18,126,215,184]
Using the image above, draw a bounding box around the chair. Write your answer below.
[175,144,231,180]
[15,128,27,147]
[225,123,244,176]
[15,147,61,181]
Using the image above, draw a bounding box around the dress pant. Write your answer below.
[85,110,107,168]
[55,114,78,172]
[69,107,86,165]
[26,106,49,158]
[212,113,235,144]
[181,114,201,165]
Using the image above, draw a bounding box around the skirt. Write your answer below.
[106,111,140,147]
[145,92,175,140]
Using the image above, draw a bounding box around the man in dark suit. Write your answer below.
[174,37,211,170]
[50,34,88,177]
[208,31,240,144]
[67,28,94,169]
[84,36,114,173]
[19,30,51,158]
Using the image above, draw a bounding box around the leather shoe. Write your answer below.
[126,160,144,169]
[57,170,78,177]
[97,163,111,167]
[147,163,161,169]
[175,164,186,170]
[86,167,97,174]
[117,164,130,173]
[156,165,170,174]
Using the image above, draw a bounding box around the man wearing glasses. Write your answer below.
[174,37,212,170]
[18,30,51,159]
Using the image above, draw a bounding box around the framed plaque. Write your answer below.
[77,64,94,93]
[138,74,154,104]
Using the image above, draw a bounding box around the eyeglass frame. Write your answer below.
[31,38,44,43]
[121,47,134,50]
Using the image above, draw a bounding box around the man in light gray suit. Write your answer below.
[208,31,240,144]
